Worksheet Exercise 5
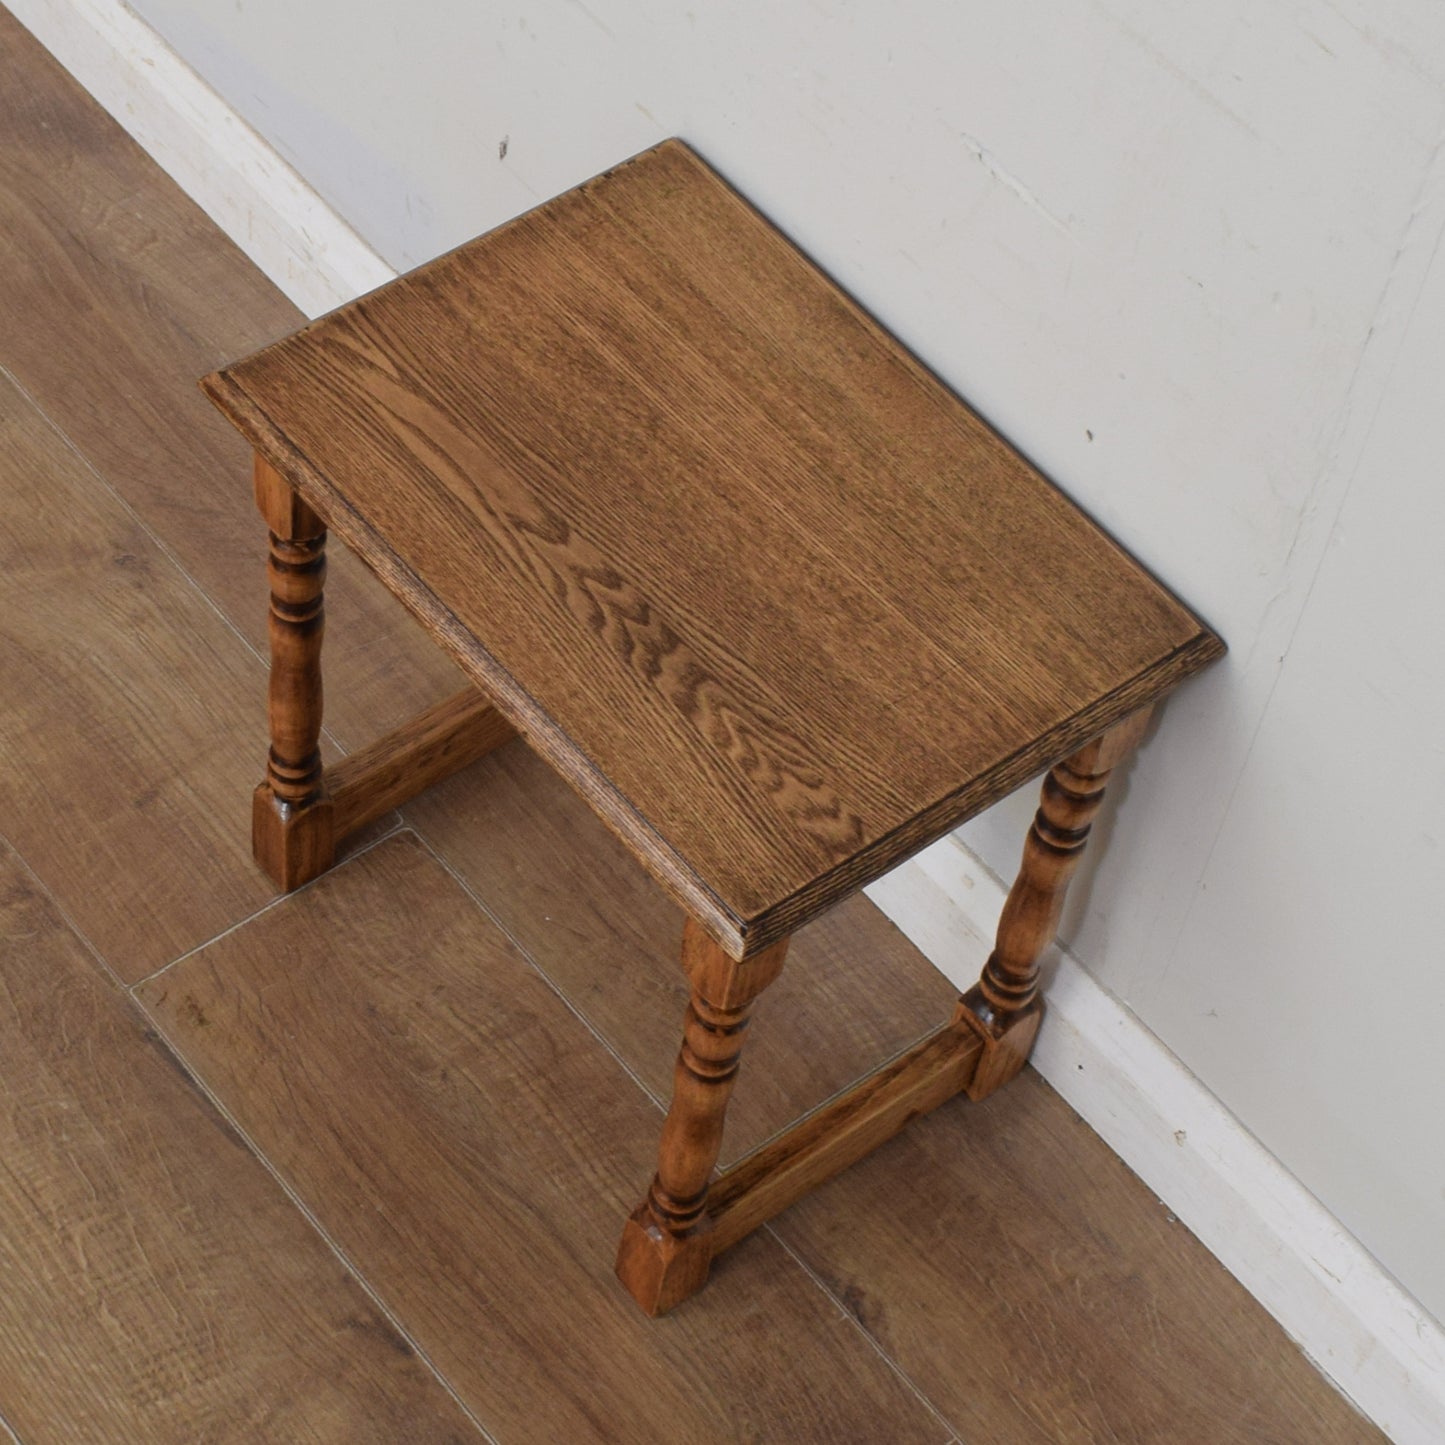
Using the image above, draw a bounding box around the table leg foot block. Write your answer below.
[615,1207,714,1316]
[252,783,335,892]
[955,989,1043,1102]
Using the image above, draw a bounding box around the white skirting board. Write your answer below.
[8,1,1443,1438]
[866,836,1445,1445]
[4,0,394,319]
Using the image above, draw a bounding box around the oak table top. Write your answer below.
[204,139,1222,959]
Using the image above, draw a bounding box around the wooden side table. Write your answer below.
[202,140,1224,1316]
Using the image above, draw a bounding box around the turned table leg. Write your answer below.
[252,455,336,890]
[957,707,1154,1099]
[616,919,790,1315]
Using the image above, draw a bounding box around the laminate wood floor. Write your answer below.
[0,11,1383,1442]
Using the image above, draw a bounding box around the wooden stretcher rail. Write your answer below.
[708,1020,984,1253]
[330,688,517,838]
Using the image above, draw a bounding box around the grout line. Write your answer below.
[128,819,407,989]
[127,893,291,992]
[7,729,951,1440]
[0,358,353,763]
[131,985,501,1445]
[408,827,670,1112]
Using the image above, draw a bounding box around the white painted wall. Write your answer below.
[123,0,1445,1325]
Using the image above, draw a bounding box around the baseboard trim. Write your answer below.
[12,1,1443,1435]
[866,835,1445,1445]
[6,0,395,318]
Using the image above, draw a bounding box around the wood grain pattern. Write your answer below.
[0,371,274,978]
[958,708,1152,1100]
[616,921,792,1314]
[647,922,791,1239]
[402,742,959,1163]
[765,1070,1387,1445]
[973,708,1154,1027]
[253,455,336,889]
[329,688,517,837]
[0,9,463,752]
[0,841,480,1444]
[708,1020,982,1253]
[138,834,946,1443]
[203,138,1224,957]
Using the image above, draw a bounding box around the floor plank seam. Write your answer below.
[408,821,966,1429]
[129,989,502,1445]
[0,825,130,997]
[406,824,672,1113]
[0,1400,24,1444]
[0,359,293,704]
[126,819,410,990]
[0,343,371,777]
[761,1224,963,1444]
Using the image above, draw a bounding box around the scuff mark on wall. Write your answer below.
[958,129,1069,232]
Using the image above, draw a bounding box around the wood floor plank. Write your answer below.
[0,8,461,751]
[0,374,392,978]
[0,371,280,979]
[403,742,959,1164]
[766,1072,1387,1444]
[138,833,950,1445]
[0,840,481,1443]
